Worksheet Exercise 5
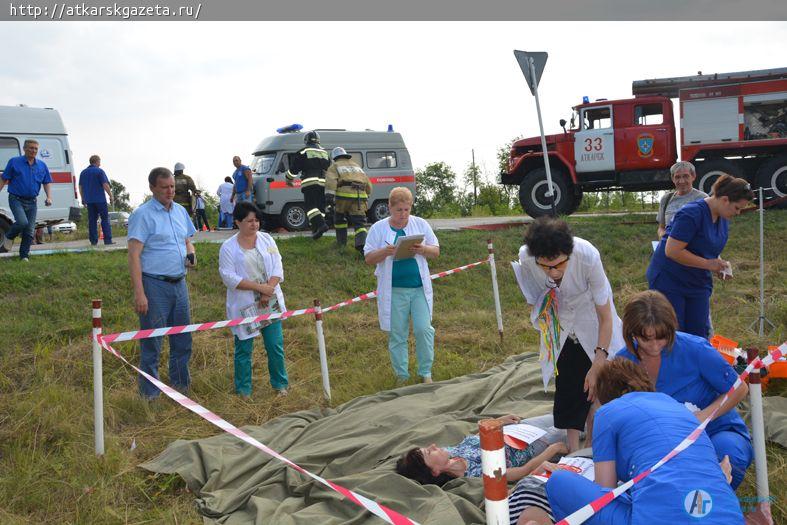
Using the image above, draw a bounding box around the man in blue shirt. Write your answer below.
[0,139,53,260]
[78,155,115,246]
[231,155,254,203]
[128,167,197,400]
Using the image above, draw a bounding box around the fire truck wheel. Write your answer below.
[694,159,744,195]
[518,168,573,217]
[756,155,787,207]
[0,218,10,253]
[369,200,390,223]
[281,203,309,231]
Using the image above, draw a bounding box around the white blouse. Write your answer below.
[515,237,624,362]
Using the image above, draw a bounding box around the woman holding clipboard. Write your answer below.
[364,187,440,384]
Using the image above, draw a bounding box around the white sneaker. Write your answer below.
[2,236,13,252]
[21,257,29,262]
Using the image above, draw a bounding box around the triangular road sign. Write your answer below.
[514,50,548,95]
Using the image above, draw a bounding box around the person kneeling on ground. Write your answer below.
[545,358,743,524]
[396,415,568,485]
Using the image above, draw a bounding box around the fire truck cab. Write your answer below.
[502,67,787,217]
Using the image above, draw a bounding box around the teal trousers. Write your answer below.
[388,287,435,380]
[233,321,288,395]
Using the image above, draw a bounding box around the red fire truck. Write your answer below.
[500,67,787,216]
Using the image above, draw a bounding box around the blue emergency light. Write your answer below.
[276,123,303,134]
[387,124,394,132]
[582,96,590,104]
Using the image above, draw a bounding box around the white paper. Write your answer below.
[503,423,547,444]
[720,261,733,279]
[393,234,425,260]
[651,240,659,252]
[532,457,595,483]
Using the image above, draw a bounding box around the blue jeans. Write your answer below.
[138,275,192,399]
[388,287,434,379]
[7,194,37,259]
[87,202,113,245]
[236,192,254,203]
[220,212,233,228]
[233,321,288,394]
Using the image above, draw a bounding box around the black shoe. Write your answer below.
[104,241,116,245]
[311,223,329,240]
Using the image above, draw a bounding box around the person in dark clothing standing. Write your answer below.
[193,190,211,231]
[173,162,197,218]
[286,131,330,239]
[78,154,115,246]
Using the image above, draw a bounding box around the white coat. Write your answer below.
[218,232,286,340]
[514,237,624,362]
[363,215,439,331]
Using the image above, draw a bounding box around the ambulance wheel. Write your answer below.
[518,168,573,217]
[369,200,390,223]
[755,154,787,208]
[281,203,308,231]
[695,159,744,195]
[0,218,9,253]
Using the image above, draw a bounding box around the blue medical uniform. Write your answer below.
[618,332,753,489]
[646,199,727,338]
[546,392,743,524]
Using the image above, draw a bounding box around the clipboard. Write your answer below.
[393,234,425,260]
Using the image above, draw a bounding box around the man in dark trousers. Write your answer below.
[79,154,115,246]
[286,131,330,239]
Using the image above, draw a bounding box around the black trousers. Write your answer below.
[553,337,593,431]
[302,185,326,232]
[193,209,210,230]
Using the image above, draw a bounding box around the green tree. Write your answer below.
[109,180,132,211]
[415,161,459,217]
[496,136,523,208]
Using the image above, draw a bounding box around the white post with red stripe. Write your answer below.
[314,299,331,402]
[91,299,105,456]
[479,418,509,524]
[747,347,771,520]
[487,239,504,342]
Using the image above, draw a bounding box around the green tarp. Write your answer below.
[141,354,787,524]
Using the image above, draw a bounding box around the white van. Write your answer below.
[0,105,81,245]
[248,129,415,230]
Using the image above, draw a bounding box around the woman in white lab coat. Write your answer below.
[364,187,440,384]
[218,201,289,397]
[516,217,623,451]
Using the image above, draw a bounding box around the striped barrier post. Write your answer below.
[314,299,331,402]
[747,347,771,520]
[487,239,504,342]
[479,418,509,525]
[91,299,105,456]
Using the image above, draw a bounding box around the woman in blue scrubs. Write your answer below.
[647,174,754,338]
[617,290,752,489]
[545,358,743,525]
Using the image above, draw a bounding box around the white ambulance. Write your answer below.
[248,128,416,230]
[0,105,81,247]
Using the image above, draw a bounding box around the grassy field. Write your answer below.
[0,211,784,524]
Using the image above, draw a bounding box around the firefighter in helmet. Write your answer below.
[286,131,330,239]
[325,147,373,252]
[173,162,197,217]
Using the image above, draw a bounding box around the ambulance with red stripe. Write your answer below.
[248,128,415,230]
[0,105,81,243]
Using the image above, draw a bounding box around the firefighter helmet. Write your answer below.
[304,130,320,145]
[331,147,351,160]
[174,162,185,172]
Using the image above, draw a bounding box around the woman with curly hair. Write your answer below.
[515,217,623,451]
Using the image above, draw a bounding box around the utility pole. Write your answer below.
[472,149,478,206]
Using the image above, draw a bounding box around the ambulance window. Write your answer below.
[367,151,398,169]
[634,104,664,126]
[348,151,364,167]
[35,138,65,169]
[251,153,276,174]
[582,107,612,130]
[0,138,20,171]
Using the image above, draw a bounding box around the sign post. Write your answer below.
[513,50,556,215]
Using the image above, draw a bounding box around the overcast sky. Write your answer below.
[3,21,787,204]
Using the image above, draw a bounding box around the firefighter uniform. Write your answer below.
[286,134,330,239]
[325,151,372,251]
[173,162,197,216]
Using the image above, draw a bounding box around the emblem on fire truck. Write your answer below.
[637,133,655,158]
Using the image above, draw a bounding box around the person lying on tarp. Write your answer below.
[395,415,567,485]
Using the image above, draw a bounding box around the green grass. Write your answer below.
[0,211,784,523]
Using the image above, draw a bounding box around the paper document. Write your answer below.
[393,234,425,260]
[532,457,595,483]
[651,240,659,252]
[502,423,547,450]
[720,262,733,279]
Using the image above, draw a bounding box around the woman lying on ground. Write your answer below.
[395,415,568,485]
[544,358,744,524]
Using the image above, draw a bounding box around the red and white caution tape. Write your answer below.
[557,342,786,525]
[103,258,490,342]
[95,334,419,525]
